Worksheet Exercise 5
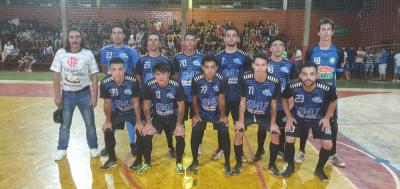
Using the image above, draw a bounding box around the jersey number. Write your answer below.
[248,86,254,95]
[201,86,207,94]
[156,91,161,98]
[295,94,304,103]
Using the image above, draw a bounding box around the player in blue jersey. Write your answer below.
[99,25,140,157]
[135,32,176,157]
[186,55,232,176]
[300,18,345,167]
[215,27,252,161]
[232,53,281,176]
[280,62,337,181]
[99,58,143,169]
[130,62,186,175]
[252,37,294,162]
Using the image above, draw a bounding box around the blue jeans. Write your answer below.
[57,87,98,150]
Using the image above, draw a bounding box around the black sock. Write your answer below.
[190,125,204,163]
[219,126,231,167]
[217,129,223,150]
[104,129,116,161]
[134,131,143,163]
[257,129,267,154]
[330,120,338,156]
[279,128,286,152]
[234,144,243,166]
[316,148,331,170]
[143,135,153,164]
[285,143,295,167]
[165,126,174,150]
[269,143,279,166]
[175,136,185,164]
[300,128,309,153]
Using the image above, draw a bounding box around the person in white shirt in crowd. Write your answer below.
[393,51,400,83]
[1,41,15,62]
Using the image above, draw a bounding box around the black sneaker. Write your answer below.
[129,159,142,171]
[169,148,176,158]
[314,168,329,182]
[224,165,232,176]
[100,159,117,170]
[280,165,295,178]
[130,143,137,156]
[268,164,282,177]
[100,148,108,156]
[253,152,262,162]
[231,164,242,175]
[186,162,199,173]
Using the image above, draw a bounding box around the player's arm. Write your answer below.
[172,57,180,79]
[235,77,247,132]
[99,49,108,74]
[135,60,143,84]
[90,73,98,108]
[320,86,338,132]
[218,78,228,125]
[191,79,202,125]
[141,83,154,135]
[282,84,296,131]
[100,82,112,131]
[53,72,62,108]
[175,84,186,136]
[132,80,143,132]
[270,83,281,134]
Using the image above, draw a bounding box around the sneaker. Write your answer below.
[186,162,199,173]
[198,144,203,156]
[137,163,151,175]
[212,149,224,160]
[231,164,242,175]
[100,159,117,170]
[176,163,185,175]
[295,151,305,164]
[169,148,176,158]
[242,154,247,162]
[268,164,282,177]
[280,165,294,178]
[224,165,232,176]
[393,79,396,82]
[130,143,137,156]
[53,150,67,161]
[314,168,329,181]
[129,160,142,171]
[329,154,346,167]
[253,152,262,162]
[278,151,286,161]
[90,148,100,158]
[100,148,108,156]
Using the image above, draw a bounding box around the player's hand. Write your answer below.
[102,121,112,132]
[90,96,97,108]
[54,94,62,108]
[142,122,153,136]
[174,124,185,137]
[192,114,202,126]
[270,122,281,135]
[135,121,144,133]
[219,115,229,125]
[319,117,331,133]
[234,121,245,133]
[285,116,297,133]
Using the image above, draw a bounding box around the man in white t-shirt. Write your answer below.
[355,47,366,80]
[393,52,400,82]
[1,41,14,62]
[50,28,100,161]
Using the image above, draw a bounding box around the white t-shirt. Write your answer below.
[356,50,366,63]
[394,53,400,66]
[295,49,302,61]
[50,48,99,91]
[4,44,14,54]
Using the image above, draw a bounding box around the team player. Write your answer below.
[99,58,143,169]
[232,53,281,176]
[99,25,140,157]
[280,62,337,181]
[186,55,232,176]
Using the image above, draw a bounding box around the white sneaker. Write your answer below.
[198,144,203,156]
[242,154,247,162]
[53,150,67,161]
[295,151,305,164]
[90,148,100,158]
[329,154,346,167]
[212,149,224,160]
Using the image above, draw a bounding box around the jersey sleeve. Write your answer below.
[239,77,247,97]
[272,82,281,99]
[88,51,99,75]
[142,84,153,100]
[304,47,313,62]
[135,58,143,76]
[99,48,107,65]
[173,56,180,73]
[132,80,141,98]
[100,82,111,99]
[176,83,185,102]
[282,84,293,99]
[327,86,337,102]
[50,49,63,72]
[244,55,253,72]
[129,49,140,72]
[336,46,344,67]
[220,78,228,94]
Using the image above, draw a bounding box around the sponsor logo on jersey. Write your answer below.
[193,60,201,66]
[329,57,336,65]
[166,93,175,99]
[262,89,272,96]
[213,85,219,92]
[281,66,289,73]
[318,66,334,80]
[124,89,132,95]
[233,58,241,65]
[312,96,323,103]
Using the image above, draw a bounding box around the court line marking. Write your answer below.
[243,133,268,189]
[123,153,142,189]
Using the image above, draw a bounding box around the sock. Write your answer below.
[256,129,267,154]
[269,143,279,166]
[316,148,331,170]
[175,136,185,164]
[234,144,243,166]
[285,143,295,167]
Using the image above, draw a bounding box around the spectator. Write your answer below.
[355,46,365,80]
[393,51,400,83]
[1,41,14,62]
[379,48,389,81]
[364,47,375,80]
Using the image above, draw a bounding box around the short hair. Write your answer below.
[152,62,171,73]
[147,32,161,40]
[268,36,286,48]
[299,61,318,72]
[318,18,335,31]
[184,32,197,39]
[224,26,239,36]
[111,25,124,32]
[201,55,219,67]
[109,57,124,66]
[253,53,268,63]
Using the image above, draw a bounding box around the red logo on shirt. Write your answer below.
[68,57,79,68]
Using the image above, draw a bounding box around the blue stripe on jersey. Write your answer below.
[243,77,280,116]
[268,58,293,110]
[102,76,137,116]
[309,45,341,86]
[149,83,178,119]
[100,45,139,74]
[137,55,172,84]
[194,75,224,121]
[174,52,203,102]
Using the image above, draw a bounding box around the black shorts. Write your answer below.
[183,101,194,123]
[286,120,332,140]
[111,113,135,130]
[152,116,178,135]
[276,110,287,128]
[244,115,271,132]
[225,100,240,122]
[193,120,228,130]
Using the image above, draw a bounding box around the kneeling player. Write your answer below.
[233,53,281,176]
[280,62,337,181]
[186,55,232,176]
[130,62,186,174]
[99,58,143,169]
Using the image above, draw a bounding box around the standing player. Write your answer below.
[252,37,293,162]
[186,55,232,176]
[215,27,252,160]
[280,62,337,181]
[300,18,345,167]
[99,25,140,157]
[135,32,176,157]
[131,62,186,175]
[99,58,143,169]
[232,54,281,176]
